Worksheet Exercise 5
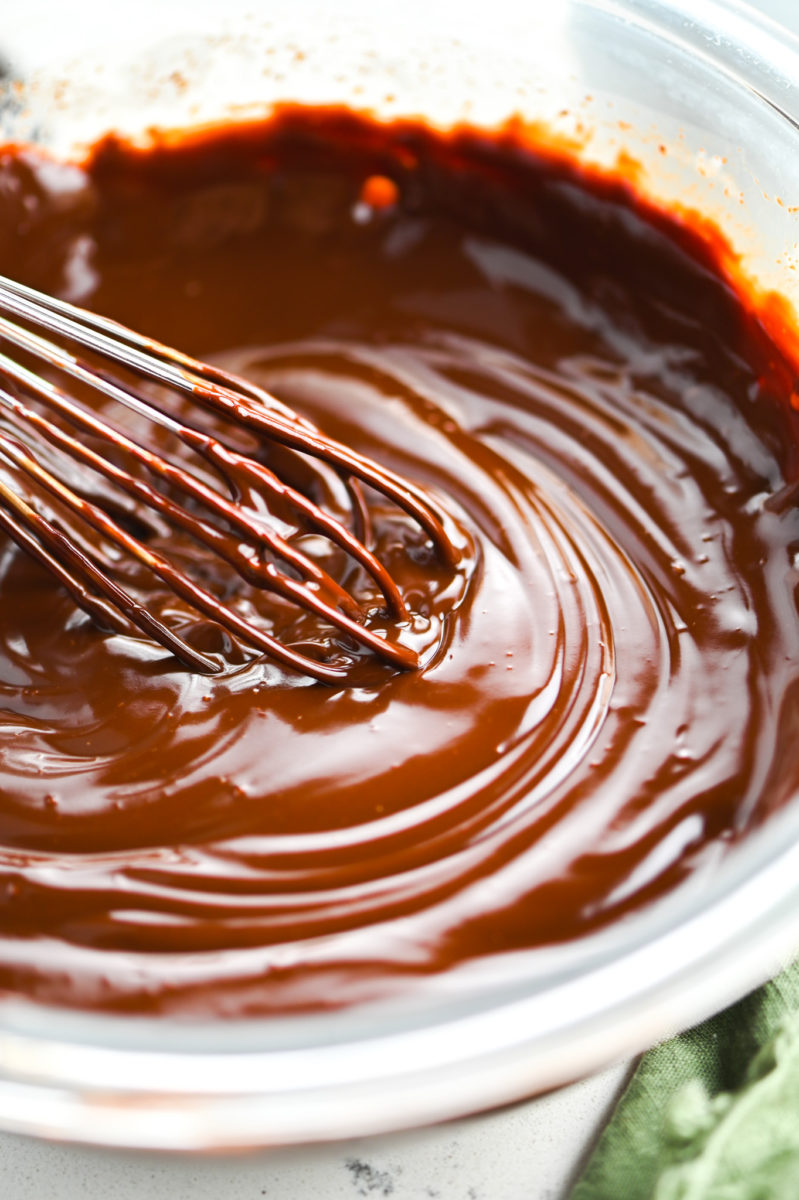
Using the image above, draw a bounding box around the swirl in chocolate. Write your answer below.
[0,110,798,1015]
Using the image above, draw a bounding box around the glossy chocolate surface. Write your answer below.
[1,110,799,1015]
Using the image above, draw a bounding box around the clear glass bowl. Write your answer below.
[2,0,799,1151]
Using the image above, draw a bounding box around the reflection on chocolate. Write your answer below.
[1,109,799,1016]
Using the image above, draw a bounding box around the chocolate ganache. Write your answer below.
[0,108,799,1015]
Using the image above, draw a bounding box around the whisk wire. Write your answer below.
[0,276,456,563]
[0,275,459,682]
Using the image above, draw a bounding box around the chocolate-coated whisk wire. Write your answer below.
[0,275,458,682]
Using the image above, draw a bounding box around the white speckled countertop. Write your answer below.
[0,1062,631,1200]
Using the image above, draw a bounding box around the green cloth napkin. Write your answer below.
[570,962,799,1200]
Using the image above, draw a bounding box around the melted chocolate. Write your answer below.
[1,109,799,1016]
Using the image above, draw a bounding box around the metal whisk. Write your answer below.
[0,275,458,683]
